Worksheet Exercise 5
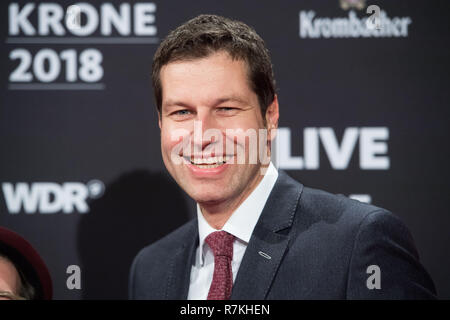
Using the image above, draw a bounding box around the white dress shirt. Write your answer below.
[187,162,279,300]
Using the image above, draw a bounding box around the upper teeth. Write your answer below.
[189,155,232,165]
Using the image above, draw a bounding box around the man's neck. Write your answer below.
[198,168,266,230]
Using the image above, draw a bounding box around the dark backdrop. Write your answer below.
[1,0,449,299]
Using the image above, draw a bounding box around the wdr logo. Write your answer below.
[1,180,104,214]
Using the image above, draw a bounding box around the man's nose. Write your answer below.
[196,109,217,131]
[192,111,221,152]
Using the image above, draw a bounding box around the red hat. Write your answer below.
[0,227,53,300]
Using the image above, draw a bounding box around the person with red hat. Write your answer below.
[0,227,52,300]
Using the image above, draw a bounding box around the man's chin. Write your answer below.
[190,190,230,205]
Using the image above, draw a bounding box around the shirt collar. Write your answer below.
[196,162,279,266]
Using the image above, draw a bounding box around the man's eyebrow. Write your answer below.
[163,96,249,109]
[163,100,193,109]
[215,96,249,105]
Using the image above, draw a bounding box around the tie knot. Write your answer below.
[205,231,235,258]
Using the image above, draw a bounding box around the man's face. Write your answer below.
[159,51,277,208]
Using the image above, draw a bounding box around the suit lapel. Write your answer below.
[230,225,290,299]
[164,171,303,300]
[165,221,198,299]
[231,170,303,299]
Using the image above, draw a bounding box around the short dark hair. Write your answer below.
[152,14,276,121]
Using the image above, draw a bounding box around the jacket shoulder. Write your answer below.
[132,218,196,270]
[129,219,197,299]
[289,182,435,298]
[299,185,388,228]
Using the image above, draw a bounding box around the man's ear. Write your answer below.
[157,110,162,130]
[265,94,279,141]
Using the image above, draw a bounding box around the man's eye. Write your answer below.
[173,109,191,115]
[218,107,236,112]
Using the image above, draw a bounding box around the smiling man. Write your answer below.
[158,49,277,232]
[129,14,436,300]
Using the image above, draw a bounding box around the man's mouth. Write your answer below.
[185,155,233,169]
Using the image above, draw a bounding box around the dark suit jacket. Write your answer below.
[129,170,436,299]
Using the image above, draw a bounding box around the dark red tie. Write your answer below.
[205,231,235,300]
